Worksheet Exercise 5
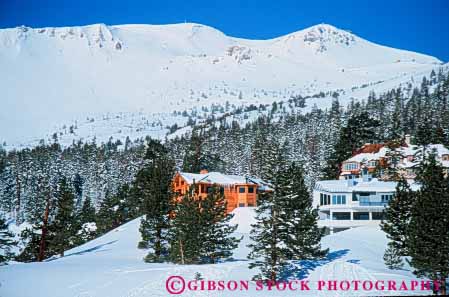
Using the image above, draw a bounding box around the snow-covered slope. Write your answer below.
[0,208,432,296]
[0,23,443,146]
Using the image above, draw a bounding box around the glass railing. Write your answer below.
[359,201,387,206]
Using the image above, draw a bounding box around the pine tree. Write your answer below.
[136,139,175,263]
[78,196,96,225]
[281,162,328,260]
[199,185,240,264]
[383,140,404,181]
[74,196,97,244]
[248,139,290,282]
[50,177,77,257]
[168,186,202,264]
[407,154,449,295]
[383,242,404,270]
[182,128,206,173]
[96,184,132,236]
[388,88,403,141]
[381,177,414,259]
[0,215,15,264]
[323,112,380,179]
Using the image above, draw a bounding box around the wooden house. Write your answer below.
[172,169,268,213]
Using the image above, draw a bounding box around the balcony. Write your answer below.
[359,201,387,206]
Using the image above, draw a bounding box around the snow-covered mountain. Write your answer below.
[0,22,444,146]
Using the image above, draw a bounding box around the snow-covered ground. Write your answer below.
[0,208,432,296]
[0,22,445,147]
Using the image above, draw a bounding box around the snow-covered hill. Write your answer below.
[0,208,432,296]
[0,22,444,147]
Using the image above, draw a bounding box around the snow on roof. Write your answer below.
[344,144,449,164]
[344,147,389,163]
[315,178,397,193]
[179,171,263,186]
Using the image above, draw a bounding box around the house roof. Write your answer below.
[178,171,270,190]
[344,147,389,163]
[315,178,397,193]
[356,143,384,154]
[315,177,421,193]
[343,144,449,167]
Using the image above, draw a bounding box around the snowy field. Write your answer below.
[0,208,432,297]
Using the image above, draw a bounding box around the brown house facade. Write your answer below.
[173,170,268,213]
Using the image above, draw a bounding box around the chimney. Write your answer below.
[200,169,209,174]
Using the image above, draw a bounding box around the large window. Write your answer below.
[320,193,331,206]
[354,212,369,220]
[372,212,384,220]
[343,162,358,171]
[332,195,346,205]
[332,212,350,220]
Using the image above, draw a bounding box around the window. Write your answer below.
[200,184,206,194]
[381,194,393,202]
[368,160,377,167]
[352,194,358,202]
[372,212,384,220]
[248,187,254,193]
[239,187,245,193]
[354,212,369,220]
[320,193,331,206]
[247,203,255,207]
[239,203,245,207]
[220,187,224,194]
[332,212,350,220]
[332,195,346,205]
[343,162,358,171]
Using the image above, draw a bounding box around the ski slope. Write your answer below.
[0,22,444,147]
[0,208,432,296]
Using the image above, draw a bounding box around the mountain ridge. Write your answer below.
[0,22,443,146]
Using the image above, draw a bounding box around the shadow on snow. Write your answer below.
[46,240,118,261]
[280,249,359,280]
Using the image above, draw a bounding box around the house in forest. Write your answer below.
[172,170,269,213]
[340,136,449,181]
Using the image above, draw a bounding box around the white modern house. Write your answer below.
[313,169,398,233]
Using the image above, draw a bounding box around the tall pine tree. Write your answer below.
[407,154,449,295]
[380,178,415,269]
[199,185,240,264]
[281,162,328,260]
[50,177,77,257]
[0,215,15,264]
[248,139,290,282]
[136,139,175,263]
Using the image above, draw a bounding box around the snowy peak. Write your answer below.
[0,22,444,146]
[1,23,124,52]
[278,23,357,53]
